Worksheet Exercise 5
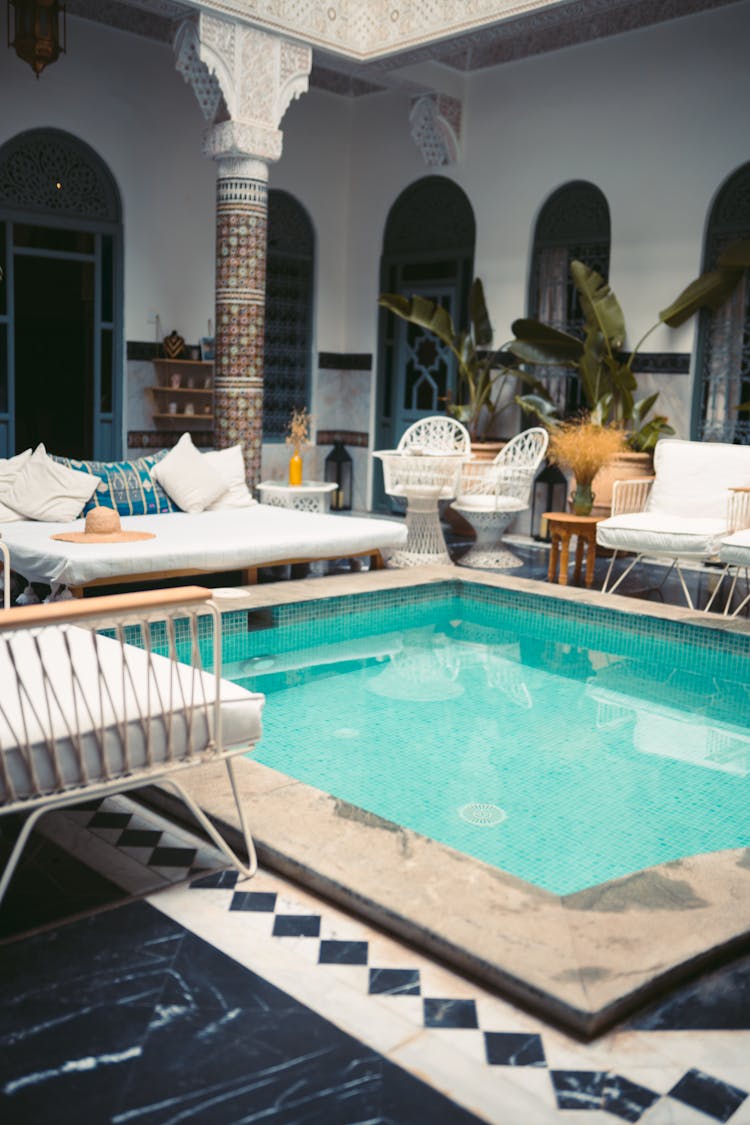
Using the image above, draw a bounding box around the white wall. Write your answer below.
[1,16,216,346]
[2,2,749,482]
[270,91,354,353]
[462,2,750,353]
[327,1,750,442]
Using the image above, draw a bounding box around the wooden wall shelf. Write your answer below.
[147,358,214,434]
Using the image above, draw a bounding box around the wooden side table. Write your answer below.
[544,512,603,588]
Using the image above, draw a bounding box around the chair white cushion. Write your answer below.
[596,511,726,557]
[1,444,100,522]
[203,444,256,510]
[151,432,227,513]
[646,439,750,518]
[452,495,527,514]
[0,624,264,803]
[719,528,750,565]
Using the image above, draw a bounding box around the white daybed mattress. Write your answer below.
[0,504,408,588]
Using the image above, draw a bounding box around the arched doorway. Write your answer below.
[375,176,475,509]
[528,180,611,417]
[0,128,123,459]
[693,161,750,443]
[263,189,315,440]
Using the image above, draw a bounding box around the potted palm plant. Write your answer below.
[511,242,750,514]
[378,278,537,446]
[512,242,750,444]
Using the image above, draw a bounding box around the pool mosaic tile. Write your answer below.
[219,579,750,682]
[225,579,750,895]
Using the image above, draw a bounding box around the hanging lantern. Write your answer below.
[8,0,66,78]
[324,441,353,511]
[530,460,568,542]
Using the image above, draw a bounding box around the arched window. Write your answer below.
[0,128,122,459]
[262,190,314,439]
[694,162,750,444]
[377,175,475,462]
[528,181,610,415]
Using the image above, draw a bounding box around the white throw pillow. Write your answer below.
[203,445,256,509]
[3,444,100,522]
[151,432,226,513]
[0,449,33,521]
[0,448,32,483]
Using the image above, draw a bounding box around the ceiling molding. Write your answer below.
[64,0,747,94]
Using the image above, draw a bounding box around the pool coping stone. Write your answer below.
[164,566,750,1038]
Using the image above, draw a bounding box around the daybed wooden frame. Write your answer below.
[65,548,386,597]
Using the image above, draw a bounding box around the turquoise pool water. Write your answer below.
[224,583,750,895]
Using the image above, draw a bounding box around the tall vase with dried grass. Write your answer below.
[548,419,628,517]
[286,407,312,486]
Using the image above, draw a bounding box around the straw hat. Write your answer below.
[52,507,156,544]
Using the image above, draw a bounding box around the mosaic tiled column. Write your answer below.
[174,14,311,485]
[213,159,269,486]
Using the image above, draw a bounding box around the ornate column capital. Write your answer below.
[174,13,312,165]
[409,93,463,167]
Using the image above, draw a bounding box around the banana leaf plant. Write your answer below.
[378,278,542,442]
[511,240,750,451]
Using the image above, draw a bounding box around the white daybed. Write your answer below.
[0,505,408,596]
[0,586,265,905]
[0,438,407,598]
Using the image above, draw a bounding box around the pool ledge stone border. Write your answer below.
[160,565,750,1039]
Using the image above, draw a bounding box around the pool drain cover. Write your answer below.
[458,802,507,827]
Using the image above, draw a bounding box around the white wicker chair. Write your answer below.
[0,587,264,906]
[451,428,549,569]
[396,415,471,459]
[713,488,750,616]
[374,416,471,566]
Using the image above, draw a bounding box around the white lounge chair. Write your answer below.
[374,415,471,566]
[597,439,750,608]
[715,488,750,616]
[450,428,549,569]
[0,586,265,906]
[0,533,9,610]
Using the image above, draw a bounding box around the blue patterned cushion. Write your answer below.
[50,451,179,516]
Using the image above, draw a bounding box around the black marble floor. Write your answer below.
[2,803,750,1124]
[2,549,750,1124]
[1,895,485,1125]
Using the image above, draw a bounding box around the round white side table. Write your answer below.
[257,481,337,514]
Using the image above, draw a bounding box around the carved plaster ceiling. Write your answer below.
[65,0,746,96]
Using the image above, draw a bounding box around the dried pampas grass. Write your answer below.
[548,419,627,486]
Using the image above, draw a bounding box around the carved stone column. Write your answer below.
[175,15,311,485]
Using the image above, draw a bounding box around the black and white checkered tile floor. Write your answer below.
[2,795,750,1124]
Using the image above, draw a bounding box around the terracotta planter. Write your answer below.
[584,451,654,519]
[467,439,506,463]
[444,440,507,538]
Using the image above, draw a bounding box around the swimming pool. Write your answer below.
[222,580,750,896]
